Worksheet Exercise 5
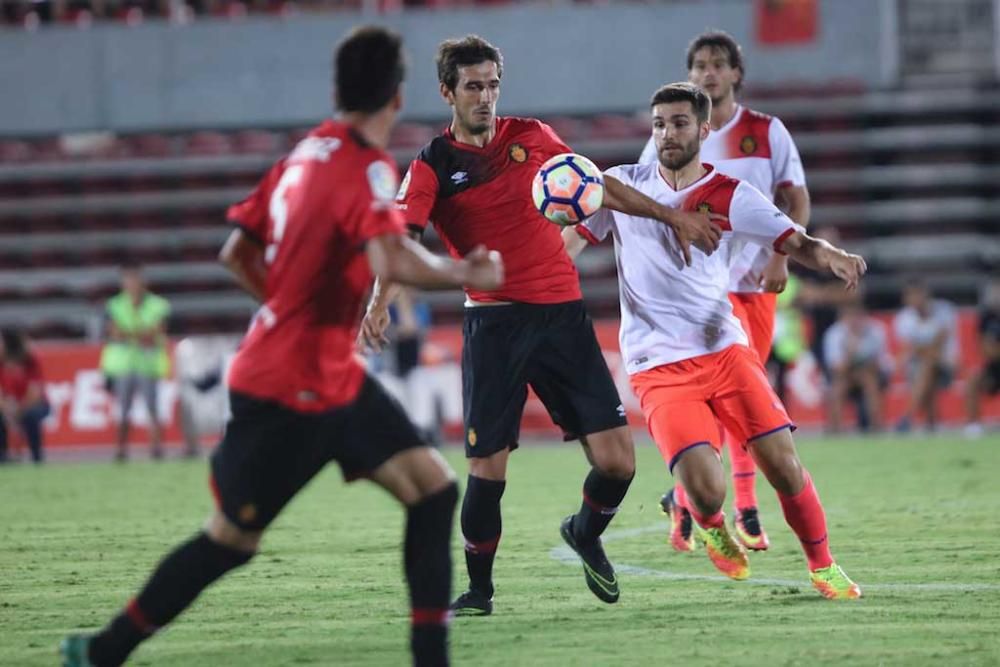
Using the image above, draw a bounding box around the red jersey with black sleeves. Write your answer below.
[225,120,405,412]
[397,117,582,304]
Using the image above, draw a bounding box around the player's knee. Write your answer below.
[206,511,262,555]
[594,450,635,480]
[587,429,635,479]
[686,475,725,514]
[467,449,509,481]
[767,456,804,496]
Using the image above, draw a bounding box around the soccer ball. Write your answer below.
[532,153,605,226]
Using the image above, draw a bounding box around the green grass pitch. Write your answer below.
[2,434,999,666]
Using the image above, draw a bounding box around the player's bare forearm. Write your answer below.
[561,226,589,260]
[603,175,721,265]
[367,277,400,313]
[366,230,420,312]
[219,229,267,302]
[366,234,503,292]
[780,231,866,290]
[775,184,811,228]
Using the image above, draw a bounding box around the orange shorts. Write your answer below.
[729,292,777,364]
[629,344,793,472]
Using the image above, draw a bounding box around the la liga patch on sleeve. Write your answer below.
[367,161,399,204]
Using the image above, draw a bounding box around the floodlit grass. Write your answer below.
[2,434,999,666]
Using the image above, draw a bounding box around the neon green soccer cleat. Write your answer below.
[810,563,862,600]
[695,521,750,581]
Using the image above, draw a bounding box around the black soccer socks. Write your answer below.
[460,475,506,596]
[406,482,459,667]
[573,468,634,545]
[88,532,253,666]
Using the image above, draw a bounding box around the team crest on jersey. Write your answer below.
[367,160,399,204]
[509,143,528,163]
[740,136,757,155]
[697,202,712,214]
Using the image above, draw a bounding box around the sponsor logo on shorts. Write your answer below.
[451,171,468,185]
[616,404,626,418]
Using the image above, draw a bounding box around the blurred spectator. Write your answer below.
[0,327,50,464]
[391,287,429,379]
[823,302,891,433]
[964,277,1000,438]
[893,280,958,433]
[99,261,171,461]
[389,288,442,444]
[769,274,807,402]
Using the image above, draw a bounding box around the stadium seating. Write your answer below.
[1,87,998,339]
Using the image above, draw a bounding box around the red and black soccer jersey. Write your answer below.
[225,119,405,412]
[398,117,582,304]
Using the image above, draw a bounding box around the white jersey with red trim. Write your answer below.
[640,105,806,293]
[579,163,802,374]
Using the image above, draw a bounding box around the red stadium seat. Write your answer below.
[184,131,234,156]
[233,130,282,155]
[129,133,175,158]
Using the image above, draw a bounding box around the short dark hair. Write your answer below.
[686,30,745,93]
[650,82,712,124]
[436,35,503,91]
[335,25,405,113]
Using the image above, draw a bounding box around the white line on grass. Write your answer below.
[550,523,1000,593]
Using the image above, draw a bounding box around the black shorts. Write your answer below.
[210,375,425,531]
[461,300,627,458]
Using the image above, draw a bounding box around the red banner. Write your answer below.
[24,311,1000,450]
[755,0,819,46]
[31,343,183,448]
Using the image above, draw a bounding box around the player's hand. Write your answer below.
[461,245,504,291]
[759,254,789,293]
[669,210,724,266]
[358,305,391,353]
[830,252,867,291]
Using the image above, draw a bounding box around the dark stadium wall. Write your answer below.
[0,0,889,135]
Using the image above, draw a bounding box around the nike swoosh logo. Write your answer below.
[582,561,618,592]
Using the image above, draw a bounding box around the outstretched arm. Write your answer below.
[366,233,502,292]
[360,229,417,352]
[778,231,866,291]
[602,175,722,266]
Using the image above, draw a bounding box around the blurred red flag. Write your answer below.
[755,0,818,45]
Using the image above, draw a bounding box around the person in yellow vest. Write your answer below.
[100,261,170,461]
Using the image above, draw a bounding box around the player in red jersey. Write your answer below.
[642,32,812,553]
[60,27,502,667]
[360,35,723,615]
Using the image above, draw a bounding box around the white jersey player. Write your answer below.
[563,82,865,600]
[638,31,811,553]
